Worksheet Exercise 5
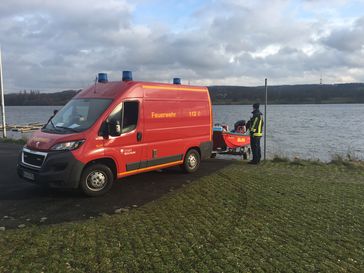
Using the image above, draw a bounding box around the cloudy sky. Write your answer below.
[0,0,364,92]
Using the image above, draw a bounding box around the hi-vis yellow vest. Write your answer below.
[251,116,263,137]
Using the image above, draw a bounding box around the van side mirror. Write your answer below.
[99,121,110,138]
[108,120,121,137]
[114,120,121,136]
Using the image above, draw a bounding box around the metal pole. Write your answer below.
[264,78,267,160]
[0,47,6,138]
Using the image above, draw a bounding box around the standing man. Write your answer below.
[248,103,263,164]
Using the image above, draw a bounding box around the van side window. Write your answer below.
[106,105,122,136]
[122,101,139,133]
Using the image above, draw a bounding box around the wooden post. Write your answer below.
[0,47,6,138]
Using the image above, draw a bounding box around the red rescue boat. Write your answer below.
[222,132,250,148]
[212,122,251,159]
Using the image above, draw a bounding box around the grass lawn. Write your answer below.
[0,160,363,272]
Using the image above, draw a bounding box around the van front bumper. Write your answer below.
[17,148,84,189]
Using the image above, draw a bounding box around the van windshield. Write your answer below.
[43,98,112,133]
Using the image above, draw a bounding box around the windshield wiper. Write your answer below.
[43,119,59,132]
[49,119,57,130]
[55,126,79,133]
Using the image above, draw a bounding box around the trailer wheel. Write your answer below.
[80,163,114,197]
[182,149,200,173]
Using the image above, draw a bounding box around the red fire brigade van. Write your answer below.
[17,72,213,196]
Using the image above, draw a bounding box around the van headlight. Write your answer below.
[51,140,85,151]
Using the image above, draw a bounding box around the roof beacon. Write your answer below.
[173,78,181,85]
[98,73,108,83]
[122,71,133,82]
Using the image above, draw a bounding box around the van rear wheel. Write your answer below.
[80,163,114,197]
[182,149,200,173]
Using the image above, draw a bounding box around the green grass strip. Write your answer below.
[0,161,364,272]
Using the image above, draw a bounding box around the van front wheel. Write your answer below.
[80,164,114,197]
[182,149,200,173]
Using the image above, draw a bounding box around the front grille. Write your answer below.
[22,148,47,168]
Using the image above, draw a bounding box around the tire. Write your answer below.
[182,149,201,173]
[79,163,114,197]
[210,153,217,158]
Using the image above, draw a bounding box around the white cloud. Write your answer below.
[0,0,364,92]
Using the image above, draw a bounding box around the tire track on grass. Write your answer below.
[209,170,248,240]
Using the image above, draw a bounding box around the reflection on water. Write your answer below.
[3,104,364,161]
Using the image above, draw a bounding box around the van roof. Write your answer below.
[74,81,208,99]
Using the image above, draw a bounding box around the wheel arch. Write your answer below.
[184,141,212,160]
[184,146,201,159]
[84,157,118,180]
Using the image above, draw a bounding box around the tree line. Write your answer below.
[208,83,364,104]
[3,83,364,105]
[5,90,79,106]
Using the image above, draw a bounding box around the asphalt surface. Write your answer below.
[0,143,233,229]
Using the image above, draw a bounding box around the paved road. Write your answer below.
[0,143,233,229]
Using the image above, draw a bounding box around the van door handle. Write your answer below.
[137,132,142,142]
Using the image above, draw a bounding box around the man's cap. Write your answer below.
[253,103,260,109]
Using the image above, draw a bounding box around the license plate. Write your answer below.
[23,171,35,180]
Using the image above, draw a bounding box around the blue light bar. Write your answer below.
[173,78,181,85]
[122,71,133,81]
[98,73,108,83]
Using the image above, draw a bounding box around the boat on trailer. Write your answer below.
[212,124,251,159]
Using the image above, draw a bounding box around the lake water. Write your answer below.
[2,104,364,161]
[213,104,364,161]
